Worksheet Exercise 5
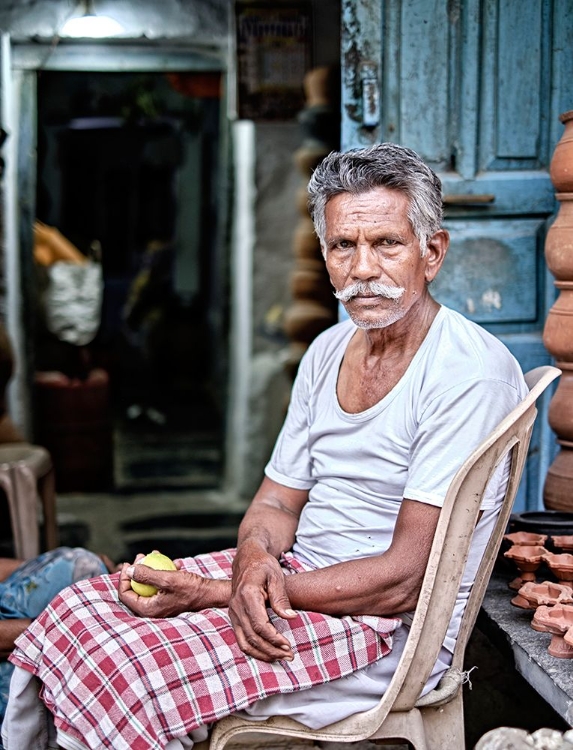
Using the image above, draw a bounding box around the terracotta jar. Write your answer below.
[550,111,573,192]
[283,300,336,344]
[293,220,322,261]
[546,363,573,442]
[545,200,573,281]
[543,111,573,513]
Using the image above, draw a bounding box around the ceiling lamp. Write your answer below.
[60,0,124,38]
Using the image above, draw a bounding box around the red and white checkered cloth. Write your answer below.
[9,549,401,750]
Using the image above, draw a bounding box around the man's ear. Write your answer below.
[424,229,449,284]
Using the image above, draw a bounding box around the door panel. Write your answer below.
[433,218,543,324]
[341,0,573,511]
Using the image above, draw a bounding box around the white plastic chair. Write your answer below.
[0,443,58,559]
[209,365,561,750]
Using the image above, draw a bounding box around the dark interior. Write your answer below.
[33,70,228,493]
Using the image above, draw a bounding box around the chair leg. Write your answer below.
[371,709,428,750]
[39,467,59,551]
[420,694,465,750]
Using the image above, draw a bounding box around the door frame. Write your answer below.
[1,37,248,493]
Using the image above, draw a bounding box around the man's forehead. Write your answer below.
[326,185,409,206]
[324,187,412,224]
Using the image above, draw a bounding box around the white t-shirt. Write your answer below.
[265,305,528,651]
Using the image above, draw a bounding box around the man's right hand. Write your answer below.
[228,540,297,663]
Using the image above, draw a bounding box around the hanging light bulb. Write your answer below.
[60,0,124,38]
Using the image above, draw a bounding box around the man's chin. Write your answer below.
[346,309,406,330]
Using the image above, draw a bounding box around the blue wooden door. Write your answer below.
[341,0,573,511]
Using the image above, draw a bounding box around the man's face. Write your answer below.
[323,187,445,330]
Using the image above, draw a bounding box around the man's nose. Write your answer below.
[350,244,379,279]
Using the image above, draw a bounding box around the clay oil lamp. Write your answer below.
[552,535,573,553]
[504,545,547,591]
[542,552,573,587]
[532,604,573,658]
[504,531,548,547]
[512,580,573,610]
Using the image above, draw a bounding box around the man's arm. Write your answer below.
[283,499,440,616]
[0,558,23,582]
[229,487,440,662]
[0,618,32,659]
[120,476,308,625]
[227,476,309,662]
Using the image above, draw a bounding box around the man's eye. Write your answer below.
[379,238,398,247]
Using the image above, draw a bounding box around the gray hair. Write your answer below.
[307,143,443,256]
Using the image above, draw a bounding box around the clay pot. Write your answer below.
[545,200,573,281]
[512,580,573,610]
[296,186,311,215]
[293,220,322,260]
[504,531,548,547]
[544,445,573,513]
[303,66,334,108]
[532,604,573,658]
[504,545,547,590]
[283,300,336,344]
[294,145,329,175]
[290,269,334,305]
[550,111,573,192]
[546,365,573,439]
[543,552,573,584]
[552,535,573,552]
[543,286,573,361]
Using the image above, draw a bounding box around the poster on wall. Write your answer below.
[235,1,313,120]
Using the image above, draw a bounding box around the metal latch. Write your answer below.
[360,62,380,129]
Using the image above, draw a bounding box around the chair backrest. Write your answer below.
[363,365,560,719]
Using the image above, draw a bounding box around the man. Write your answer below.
[0,549,111,726]
[2,143,527,750]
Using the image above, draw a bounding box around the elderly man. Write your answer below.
[2,143,527,750]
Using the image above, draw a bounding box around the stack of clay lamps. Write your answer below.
[282,67,338,380]
[504,544,548,591]
[532,604,573,658]
[512,580,573,610]
[543,110,573,512]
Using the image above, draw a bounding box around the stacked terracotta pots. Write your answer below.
[543,111,573,511]
[282,67,339,379]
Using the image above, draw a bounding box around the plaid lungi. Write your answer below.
[9,549,401,750]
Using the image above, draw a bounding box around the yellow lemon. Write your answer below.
[130,551,177,597]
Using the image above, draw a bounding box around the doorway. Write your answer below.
[32,69,228,493]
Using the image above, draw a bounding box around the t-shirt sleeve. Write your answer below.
[404,378,524,510]
[264,355,316,491]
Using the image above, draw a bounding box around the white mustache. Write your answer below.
[334,281,406,303]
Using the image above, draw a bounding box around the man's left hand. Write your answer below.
[228,540,297,662]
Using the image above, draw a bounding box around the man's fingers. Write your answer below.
[268,589,297,620]
[233,621,293,662]
[126,564,173,590]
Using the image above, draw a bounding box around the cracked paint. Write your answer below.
[481,290,502,310]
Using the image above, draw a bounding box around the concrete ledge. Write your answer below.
[479,571,573,727]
